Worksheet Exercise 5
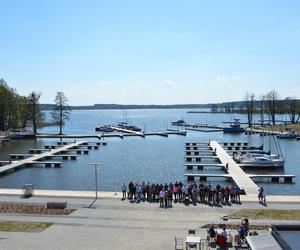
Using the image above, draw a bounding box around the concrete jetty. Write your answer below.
[0,141,88,175]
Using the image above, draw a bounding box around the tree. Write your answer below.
[259,95,266,127]
[245,92,255,127]
[26,91,43,134]
[0,79,27,131]
[284,97,299,124]
[51,91,70,135]
[265,90,279,125]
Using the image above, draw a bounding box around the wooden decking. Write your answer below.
[208,141,259,195]
[0,141,88,175]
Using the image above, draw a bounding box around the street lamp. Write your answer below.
[88,162,102,208]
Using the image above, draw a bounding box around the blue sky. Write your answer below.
[0,0,299,105]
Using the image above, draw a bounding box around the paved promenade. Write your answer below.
[0,192,300,249]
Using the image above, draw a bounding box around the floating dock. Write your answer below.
[184,140,296,195]
[37,131,186,140]
[0,141,88,175]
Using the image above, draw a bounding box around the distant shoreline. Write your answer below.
[40,104,212,111]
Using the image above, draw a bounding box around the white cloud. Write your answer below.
[129,82,149,91]
[96,81,113,87]
[231,75,242,80]
[215,75,228,82]
[215,75,242,82]
[161,79,180,88]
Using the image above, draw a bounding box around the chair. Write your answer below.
[174,237,183,250]
[187,243,197,250]
[234,233,248,247]
[216,235,226,247]
[188,229,196,235]
[201,238,211,250]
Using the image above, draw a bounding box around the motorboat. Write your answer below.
[277,130,297,139]
[8,129,35,139]
[172,119,186,126]
[247,144,264,151]
[95,125,114,132]
[223,119,245,133]
[116,122,142,132]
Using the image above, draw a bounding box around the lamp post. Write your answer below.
[88,162,101,208]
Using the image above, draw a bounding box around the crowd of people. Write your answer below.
[122,181,242,207]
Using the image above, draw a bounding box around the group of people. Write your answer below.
[122,181,242,207]
[207,218,249,246]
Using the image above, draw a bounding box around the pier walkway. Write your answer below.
[110,126,145,136]
[0,141,87,175]
[209,140,259,195]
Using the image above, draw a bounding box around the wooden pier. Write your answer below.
[172,122,224,130]
[0,141,88,175]
[184,140,296,193]
[37,131,186,140]
[110,126,145,136]
[208,141,259,195]
[185,163,225,170]
[185,127,223,132]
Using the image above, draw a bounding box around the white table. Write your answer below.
[186,236,201,249]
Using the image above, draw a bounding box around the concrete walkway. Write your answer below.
[0,194,300,250]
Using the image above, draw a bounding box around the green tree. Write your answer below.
[0,79,27,131]
[51,91,70,135]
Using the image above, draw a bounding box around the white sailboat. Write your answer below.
[239,125,285,168]
[277,130,297,139]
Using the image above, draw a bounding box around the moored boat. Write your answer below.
[8,130,35,139]
[223,119,245,133]
[239,153,285,167]
[172,119,186,126]
[277,130,297,139]
[95,125,114,132]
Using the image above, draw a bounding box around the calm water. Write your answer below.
[0,109,299,195]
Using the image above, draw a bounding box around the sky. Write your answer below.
[0,0,300,105]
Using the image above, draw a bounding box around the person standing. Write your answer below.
[122,183,127,200]
[168,188,173,207]
[235,186,241,203]
[242,218,250,236]
[159,189,165,208]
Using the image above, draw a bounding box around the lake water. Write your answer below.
[0,109,299,195]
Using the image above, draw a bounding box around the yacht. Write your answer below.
[277,130,297,139]
[223,119,245,133]
[239,153,285,168]
[8,129,34,139]
[95,125,114,132]
[172,119,186,126]
[117,122,142,132]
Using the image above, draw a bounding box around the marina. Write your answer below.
[0,109,299,195]
[184,140,295,195]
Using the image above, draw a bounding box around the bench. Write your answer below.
[46,201,67,209]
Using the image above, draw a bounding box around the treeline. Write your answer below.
[0,79,70,134]
[210,91,300,126]
[244,90,300,127]
[0,79,43,132]
[40,103,213,110]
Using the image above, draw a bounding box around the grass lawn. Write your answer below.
[0,221,53,232]
[229,209,300,220]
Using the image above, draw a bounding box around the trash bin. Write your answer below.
[22,184,34,198]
